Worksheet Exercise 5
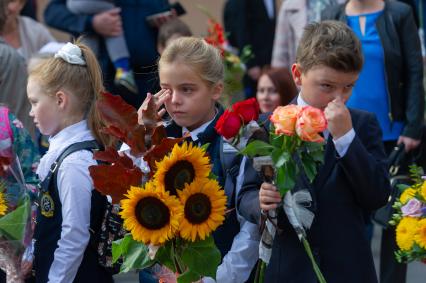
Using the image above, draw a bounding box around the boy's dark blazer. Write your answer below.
[238,101,391,283]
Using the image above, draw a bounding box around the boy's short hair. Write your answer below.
[296,20,363,73]
[158,18,192,49]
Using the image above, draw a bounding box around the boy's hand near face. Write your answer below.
[324,96,353,139]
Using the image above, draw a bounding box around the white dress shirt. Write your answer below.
[297,95,355,157]
[37,120,97,283]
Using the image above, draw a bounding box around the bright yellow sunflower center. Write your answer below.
[165,160,195,195]
[184,193,212,224]
[136,197,170,230]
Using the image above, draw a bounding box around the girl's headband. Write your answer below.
[54,42,86,66]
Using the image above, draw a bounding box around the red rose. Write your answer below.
[215,110,242,139]
[232,98,260,124]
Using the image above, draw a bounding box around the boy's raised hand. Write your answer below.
[324,96,353,139]
[137,89,171,125]
[259,182,281,212]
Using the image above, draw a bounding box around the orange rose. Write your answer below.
[295,106,327,143]
[270,105,302,136]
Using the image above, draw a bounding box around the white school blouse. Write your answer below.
[36,120,97,283]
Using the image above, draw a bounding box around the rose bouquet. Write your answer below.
[390,165,426,263]
[216,101,328,283]
[89,92,227,283]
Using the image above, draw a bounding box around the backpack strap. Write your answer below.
[220,138,242,208]
[38,140,100,193]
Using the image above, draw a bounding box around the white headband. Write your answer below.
[54,42,86,66]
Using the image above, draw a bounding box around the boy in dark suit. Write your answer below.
[238,20,391,283]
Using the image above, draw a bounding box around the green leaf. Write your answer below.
[112,233,132,263]
[271,133,284,148]
[0,197,30,241]
[397,184,410,192]
[271,149,290,168]
[304,142,325,164]
[112,234,154,273]
[177,270,201,283]
[240,140,274,157]
[200,143,210,152]
[276,164,296,196]
[180,236,221,279]
[300,154,317,183]
[156,241,176,272]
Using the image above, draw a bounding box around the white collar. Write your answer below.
[37,120,94,179]
[297,93,310,107]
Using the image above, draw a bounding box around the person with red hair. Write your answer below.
[256,67,298,113]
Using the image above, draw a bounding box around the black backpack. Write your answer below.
[40,140,126,274]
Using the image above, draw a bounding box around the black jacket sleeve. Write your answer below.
[397,5,425,139]
[339,112,391,211]
[44,0,94,36]
[237,157,262,224]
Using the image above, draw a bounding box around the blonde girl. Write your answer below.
[141,37,261,283]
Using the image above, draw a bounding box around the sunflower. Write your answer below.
[0,191,6,216]
[400,188,417,204]
[120,182,183,245]
[415,218,426,249]
[396,217,418,251]
[178,178,227,242]
[154,142,211,196]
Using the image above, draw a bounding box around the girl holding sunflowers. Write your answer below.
[136,37,262,283]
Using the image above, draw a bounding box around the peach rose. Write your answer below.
[295,106,327,143]
[270,105,302,136]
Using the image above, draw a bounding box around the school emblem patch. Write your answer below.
[40,192,54,217]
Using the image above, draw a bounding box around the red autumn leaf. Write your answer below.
[151,125,168,146]
[89,150,143,204]
[143,136,186,176]
[97,92,146,156]
[92,147,120,163]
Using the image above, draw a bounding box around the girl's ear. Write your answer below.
[291,63,302,87]
[54,90,68,110]
[211,82,223,101]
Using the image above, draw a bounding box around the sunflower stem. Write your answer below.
[172,239,184,274]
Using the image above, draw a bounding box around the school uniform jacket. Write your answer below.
[238,105,391,283]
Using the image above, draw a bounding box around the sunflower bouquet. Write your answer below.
[390,165,426,264]
[89,92,227,282]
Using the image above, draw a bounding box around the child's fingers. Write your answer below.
[157,108,166,118]
[155,90,171,109]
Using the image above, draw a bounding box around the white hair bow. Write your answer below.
[54,42,86,66]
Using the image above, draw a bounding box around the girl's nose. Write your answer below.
[170,92,181,104]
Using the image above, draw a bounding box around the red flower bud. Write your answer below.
[215,110,242,139]
[232,98,260,124]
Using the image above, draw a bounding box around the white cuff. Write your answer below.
[333,128,355,157]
